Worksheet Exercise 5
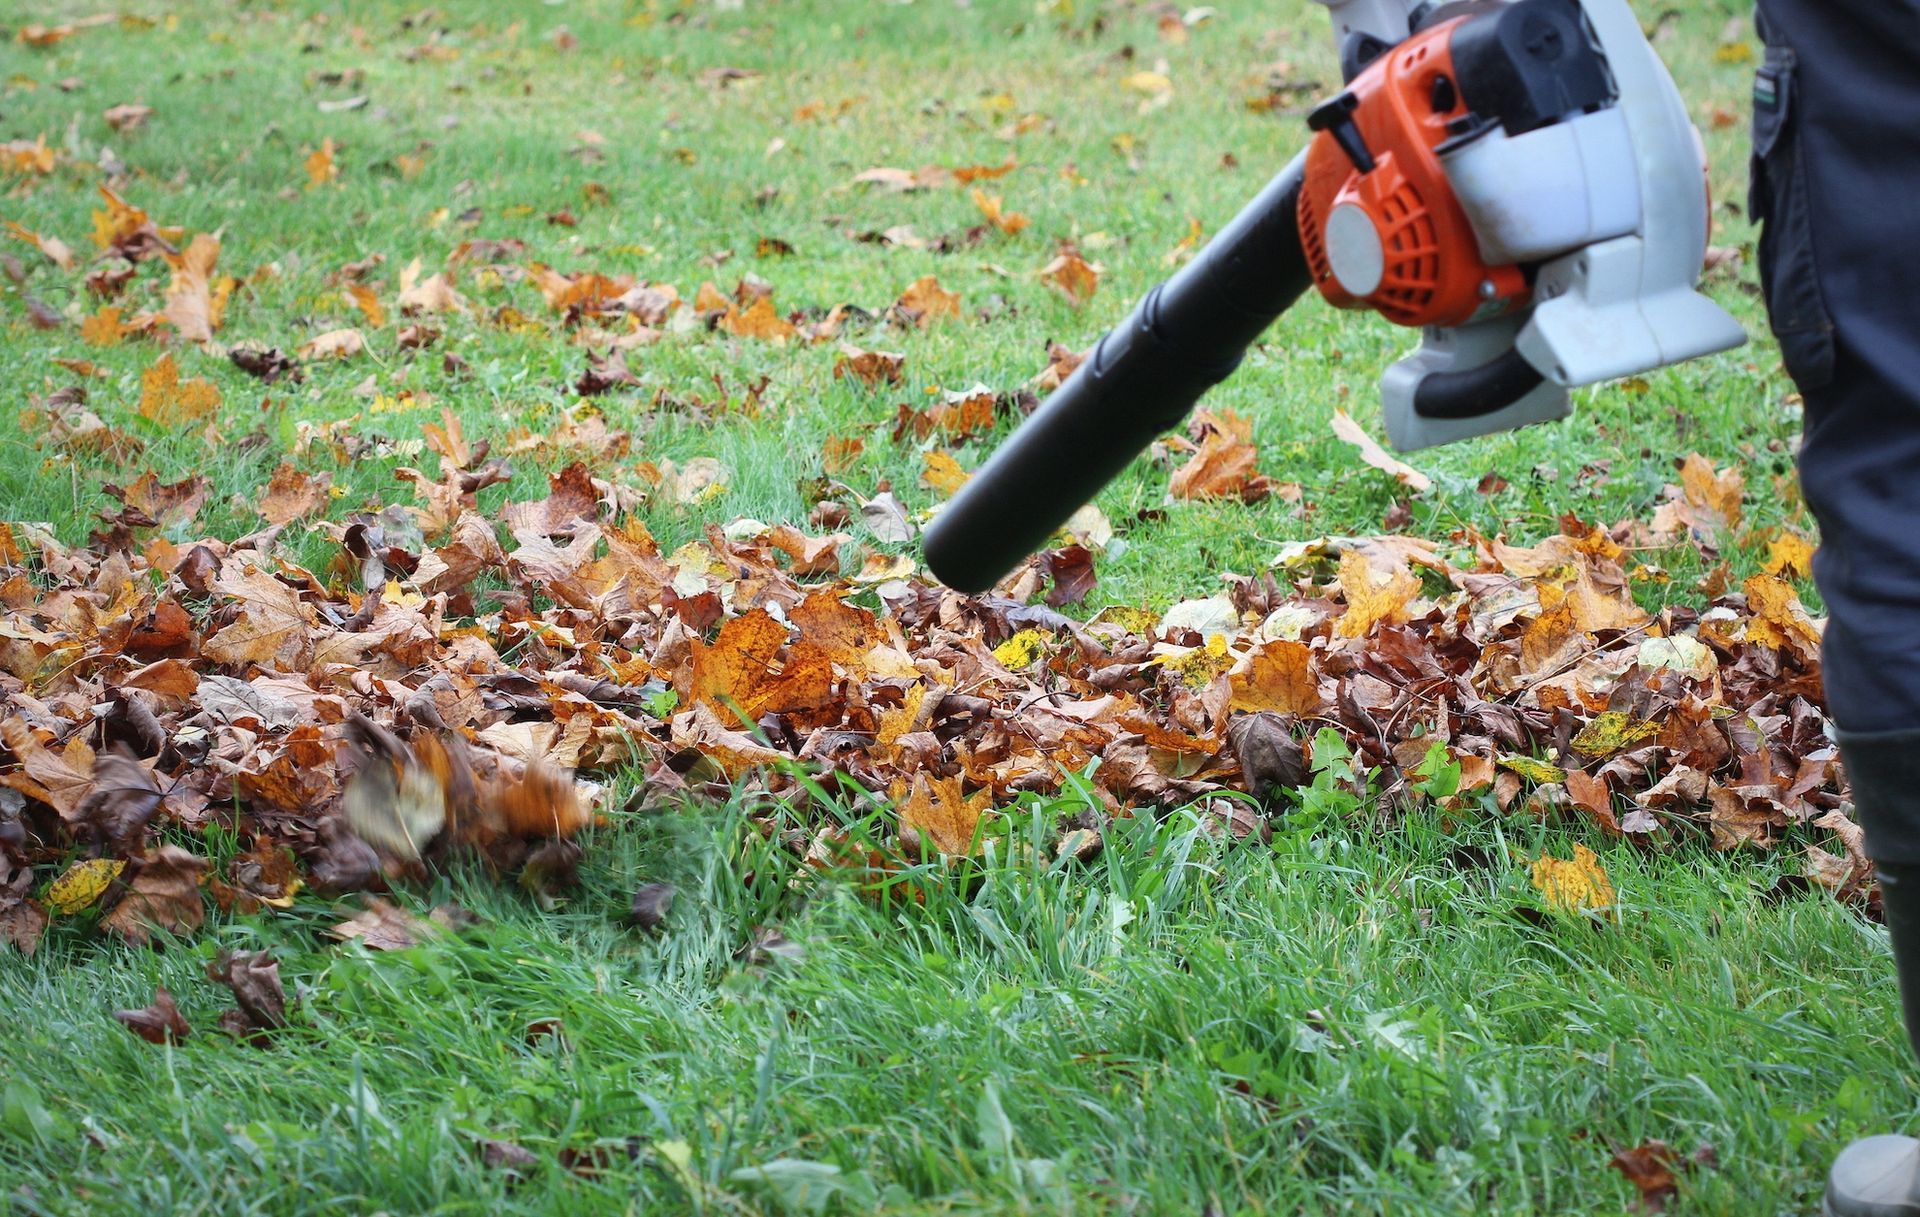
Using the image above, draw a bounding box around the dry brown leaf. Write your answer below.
[1330,409,1432,492]
[299,327,365,359]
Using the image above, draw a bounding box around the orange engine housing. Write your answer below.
[1298,17,1529,329]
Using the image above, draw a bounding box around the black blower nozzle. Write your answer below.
[922,151,1314,594]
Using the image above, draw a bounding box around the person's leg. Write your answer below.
[1750,3,1920,1212]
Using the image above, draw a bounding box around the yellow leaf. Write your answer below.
[897,773,991,857]
[920,450,971,498]
[1569,711,1660,758]
[1763,532,1816,579]
[1499,755,1566,784]
[992,629,1050,669]
[1743,573,1822,660]
[47,857,126,915]
[1529,844,1616,917]
[1334,549,1419,638]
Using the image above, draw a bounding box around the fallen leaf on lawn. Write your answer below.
[720,295,797,341]
[1528,843,1615,919]
[104,103,153,133]
[1034,341,1084,391]
[256,463,332,526]
[833,345,904,385]
[162,232,231,343]
[1229,639,1321,714]
[113,986,190,1044]
[327,898,445,951]
[207,949,288,1040]
[628,881,675,932]
[896,773,991,857]
[4,220,75,270]
[299,327,365,360]
[1039,252,1099,305]
[1334,549,1419,638]
[100,845,211,945]
[920,450,971,497]
[397,257,466,314]
[137,352,221,425]
[1169,408,1271,502]
[860,490,915,543]
[47,857,127,914]
[1570,712,1660,758]
[81,305,133,346]
[304,137,338,188]
[1330,409,1432,492]
[971,189,1030,235]
[896,275,961,325]
[347,283,386,328]
[1763,531,1816,579]
[1742,574,1822,662]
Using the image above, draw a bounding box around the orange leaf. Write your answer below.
[1038,252,1099,306]
[720,294,797,341]
[304,137,338,188]
[137,353,222,425]
[896,275,961,325]
[1229,640,1321,714]
[347,283,387,328]
[898,773,991,857]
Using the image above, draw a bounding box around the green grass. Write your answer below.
[0,0,1896,1213]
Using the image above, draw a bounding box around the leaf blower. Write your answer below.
[922,0,1746,594]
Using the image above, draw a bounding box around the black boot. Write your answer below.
[1826,731,1920,1217]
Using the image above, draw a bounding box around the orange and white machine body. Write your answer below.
[1306,0,1746,450]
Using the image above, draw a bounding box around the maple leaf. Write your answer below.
[137,352,222,425]
[347,282,386,328]
[688,608,836,726]
[895,276,962,325]
[328,898,449,951]
[4,220,75,270]
[161,232,229,343]
[256,463,333,526]
[397,257,466,314]
[104,103,154,133]
[1038,252,1100,306]
[1334,550,1419,639]
[203,559,314,670]
[897,773,991,857]
[207,949,289,1043]
[1229,640,1321,714]
[920,450,971,497]
[720,295,797,341]
[1169,408,1272,502]
[1742,574,1822,662]
[80,305,133,346]
[1762,531,1816,579]
[1,718,95,820]
[1528,844,1615,919]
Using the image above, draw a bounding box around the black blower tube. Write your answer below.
[923,151,1315,594]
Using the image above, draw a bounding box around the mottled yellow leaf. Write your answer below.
[47,857,126,915]
[1529,843,1616,917]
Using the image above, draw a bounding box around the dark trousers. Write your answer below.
[1754,1,1920,862]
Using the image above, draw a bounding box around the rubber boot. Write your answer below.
[1826,731,1920,1217]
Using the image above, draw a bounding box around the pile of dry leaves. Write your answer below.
[0,396,1861,956]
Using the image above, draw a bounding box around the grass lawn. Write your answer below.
[1,0,1905,1213]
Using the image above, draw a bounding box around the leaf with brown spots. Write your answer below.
[100,845,211,945]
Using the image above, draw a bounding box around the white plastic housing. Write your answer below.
[1440,108,1640,264]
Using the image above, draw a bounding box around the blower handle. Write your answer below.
[923,151,1315,594]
